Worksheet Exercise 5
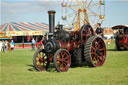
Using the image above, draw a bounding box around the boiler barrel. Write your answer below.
[48,10,56,33]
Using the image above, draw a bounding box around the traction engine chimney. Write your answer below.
[48,10,56,33]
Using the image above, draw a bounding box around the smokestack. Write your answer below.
[48,10,56,33]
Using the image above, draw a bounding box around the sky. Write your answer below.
[0,0,128,28]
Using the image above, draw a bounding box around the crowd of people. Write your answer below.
[32,35,47,50]
[0,37,46,52]
[0,40,14,52]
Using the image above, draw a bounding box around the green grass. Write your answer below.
[0,43,128,85]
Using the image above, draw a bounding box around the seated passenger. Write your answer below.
[119,29,123,35]
[124,27,128,35]
[95,23,104,38]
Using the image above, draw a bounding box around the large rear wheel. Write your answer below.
[84,36,106,67]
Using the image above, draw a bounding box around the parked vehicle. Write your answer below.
[112,25,128,50]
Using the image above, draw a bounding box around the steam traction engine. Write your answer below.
[33,11,106,72]
[112,25,128,50]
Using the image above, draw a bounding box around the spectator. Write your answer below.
[43,35,47,45]
[38,39,43,49]
[8,40,11,51]
[95,23,104,38]
[11,40,14,51]
[32,38,36,50]
[2,40,5,52]
[4,40,8,52]
[0,41,2,52]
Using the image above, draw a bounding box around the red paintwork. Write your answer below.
[64,29,87,50]
[119,34,128,47]
[73,40,80,48]
[49,54,54,62]
[58,40,74,52]
[57,31,80,52]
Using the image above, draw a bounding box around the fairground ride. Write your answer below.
[61,0,105,30]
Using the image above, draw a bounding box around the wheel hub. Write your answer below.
[96,49,100,54]
[63,59,66,62]
[39,58,44,63]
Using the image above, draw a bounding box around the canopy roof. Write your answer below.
[0,22,49,32]
[112,25,128,30]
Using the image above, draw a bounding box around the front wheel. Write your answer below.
[54,49,71,72]
[84,36,106,67]
[33,49,49,71]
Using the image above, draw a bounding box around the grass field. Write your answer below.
[0,43,128,85]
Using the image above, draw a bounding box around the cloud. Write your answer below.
[1,1,61,15]
[1,2,33,14]
[38,0,61,10]
[39,0,61,1]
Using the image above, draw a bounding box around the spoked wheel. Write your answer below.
[80,25,93,44]
[33,49,49,71]
[84,36,106,67]
[80,25,88,44]
[54,49,71,72]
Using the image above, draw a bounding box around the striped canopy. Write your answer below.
[0,22,49,36]
[0,22,49,32]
